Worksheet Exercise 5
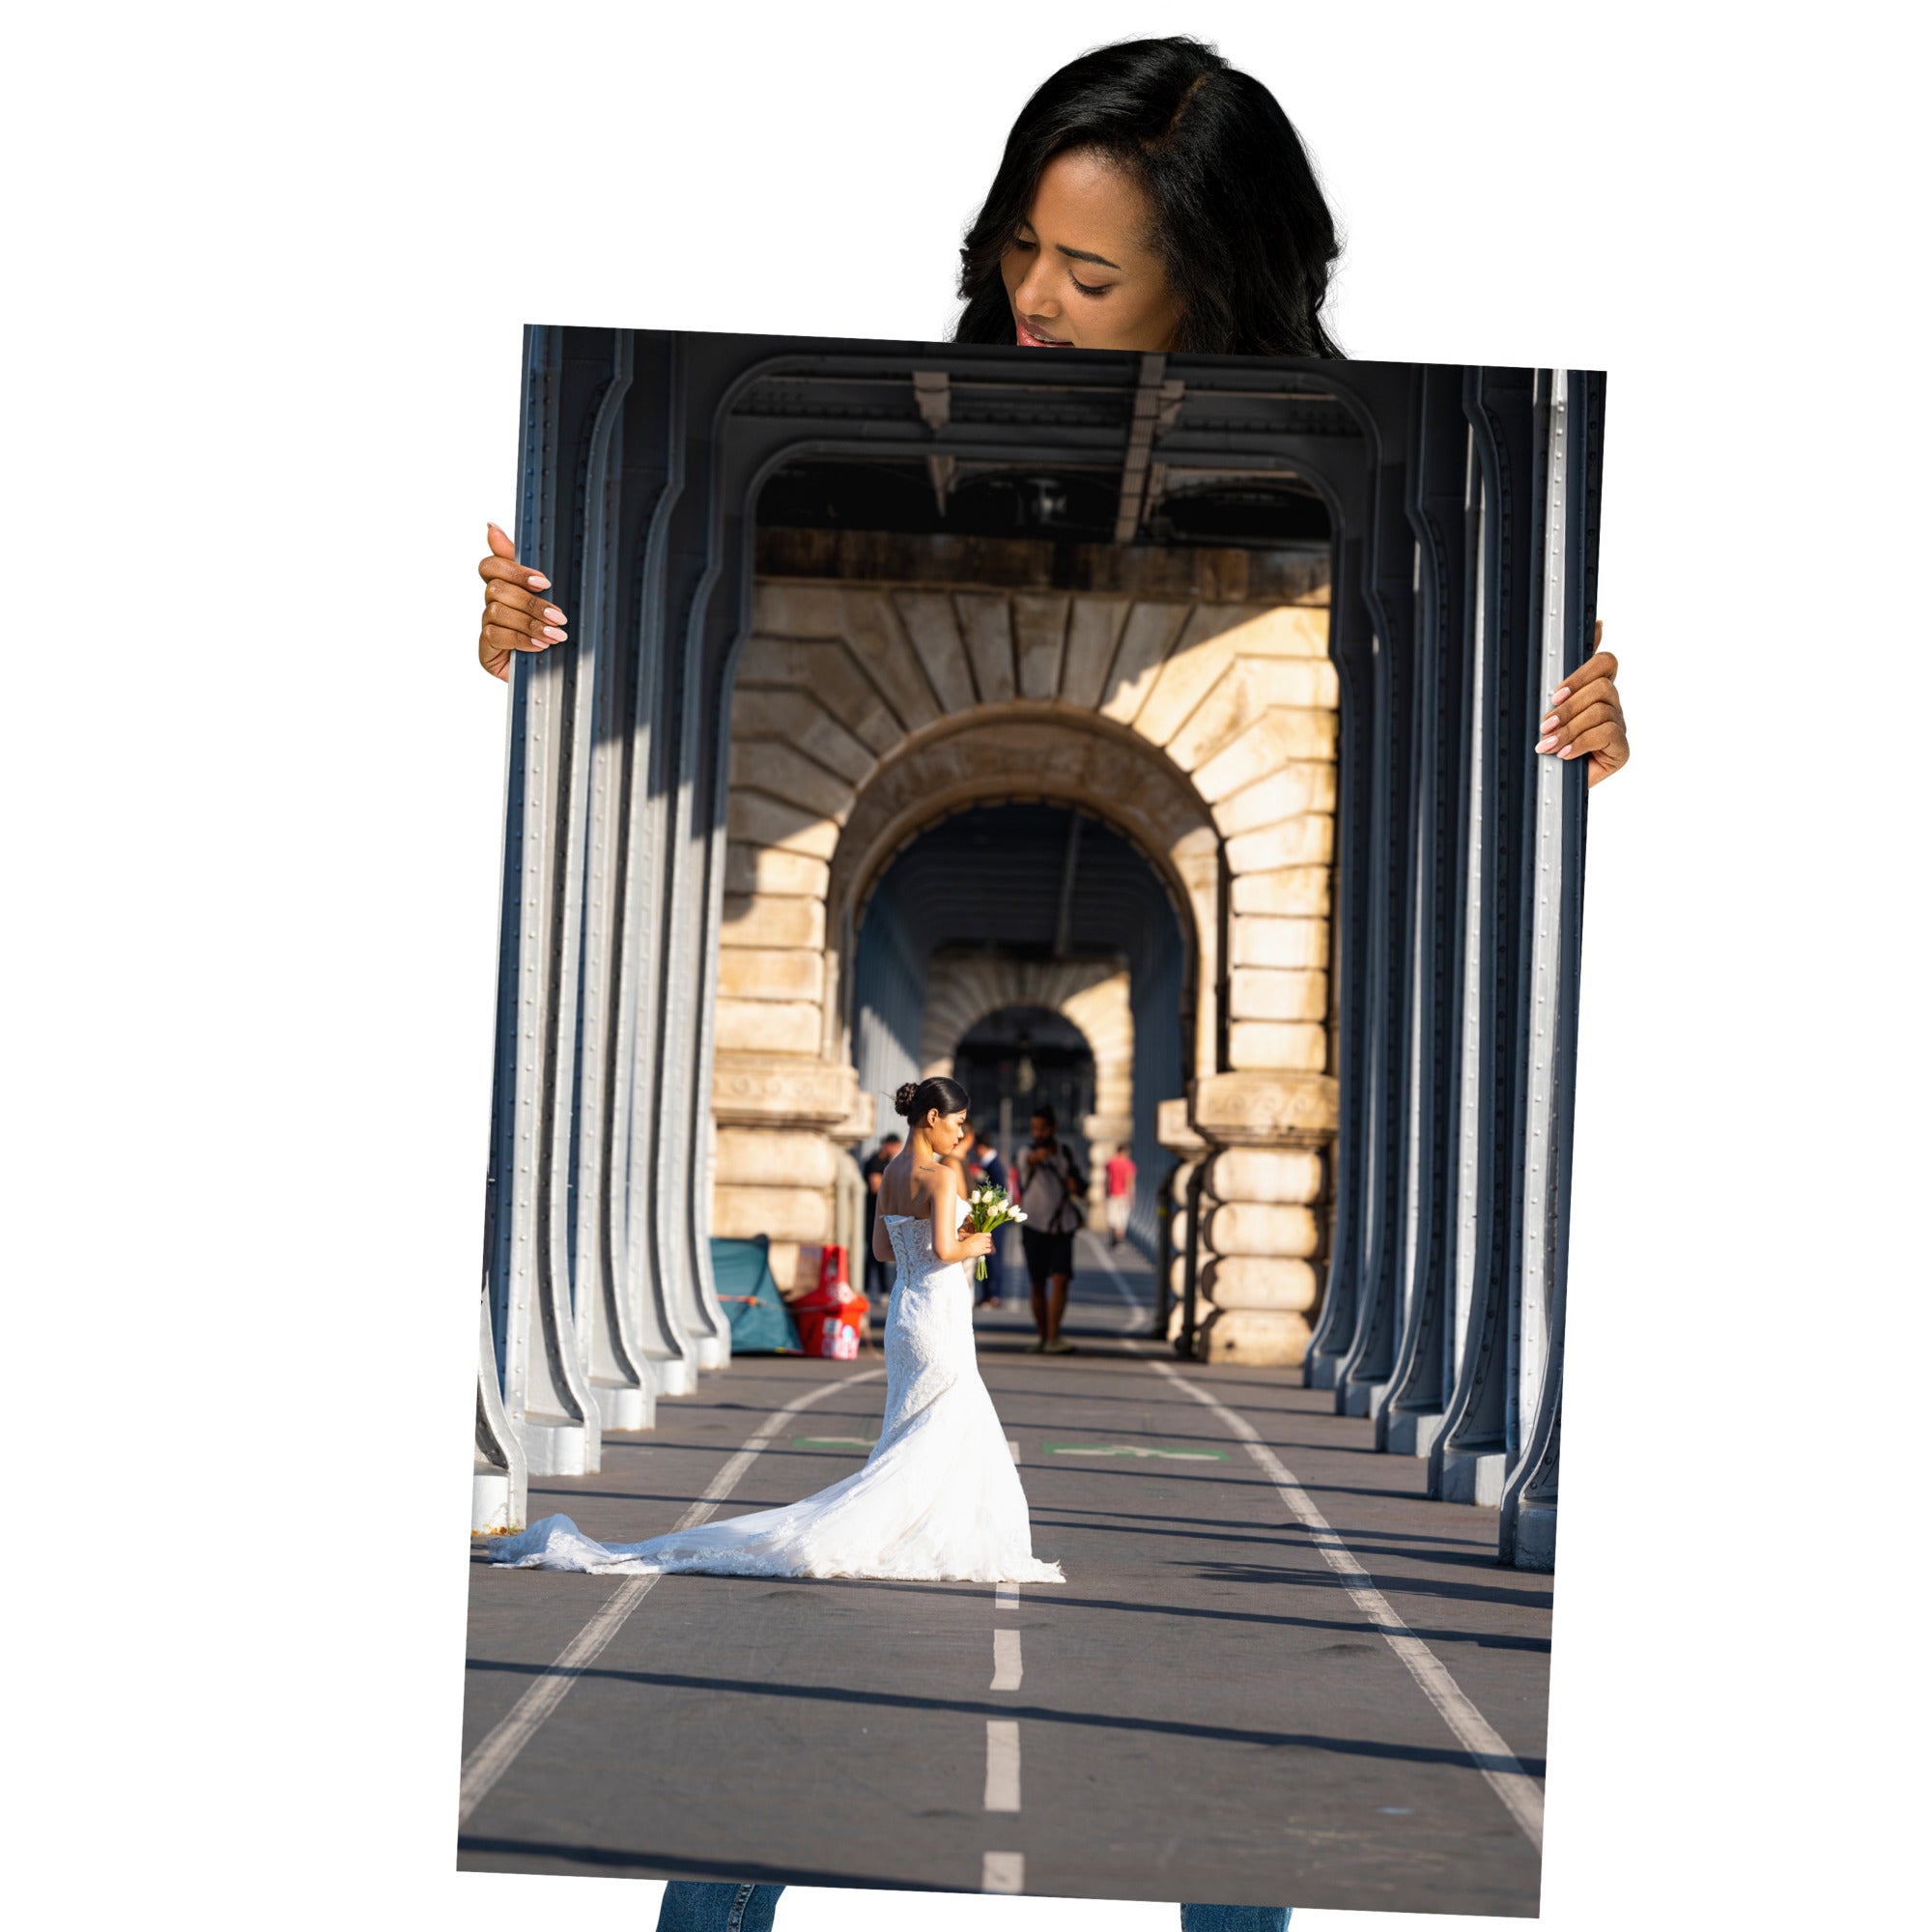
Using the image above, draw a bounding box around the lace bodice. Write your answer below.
[882,1210,956,1279]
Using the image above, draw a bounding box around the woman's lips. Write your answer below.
[1015,315,1070,348]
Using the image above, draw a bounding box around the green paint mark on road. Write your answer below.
[793,1435,877,1451]
[1041,1442,1229,1462]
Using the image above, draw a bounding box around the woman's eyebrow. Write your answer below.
[1057,243,1122,270]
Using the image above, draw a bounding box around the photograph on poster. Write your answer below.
[457,313,1613,1922]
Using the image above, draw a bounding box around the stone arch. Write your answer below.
[920,952,1135,1214]
[823,710,1218,1077]
[711,575,1340,1357]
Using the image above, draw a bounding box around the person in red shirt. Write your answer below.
[1105,1145,1137,1247]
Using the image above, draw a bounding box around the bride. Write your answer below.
[486,1074,1064,1585]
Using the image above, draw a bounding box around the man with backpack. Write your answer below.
[1017,1105,1086,1354]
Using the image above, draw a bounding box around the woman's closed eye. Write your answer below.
[1011,233,1114,298]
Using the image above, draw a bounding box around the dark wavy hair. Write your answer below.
[895,1075,972,1124]
[953,37,1342,359]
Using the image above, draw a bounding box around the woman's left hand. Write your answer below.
[1536,620,1629,788]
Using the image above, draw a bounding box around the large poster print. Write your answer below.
[457,327,1604,1918]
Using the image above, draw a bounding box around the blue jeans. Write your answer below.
[656,1883,1288,1930]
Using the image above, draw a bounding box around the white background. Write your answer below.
[7,4,1923,1928]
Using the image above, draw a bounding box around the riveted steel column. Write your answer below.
[484,325,603,1478]
[472,1283,526,1534]
[1501,369,1599,1568]
[1381,368,1479,1456]
[1431,366,1539,1507]
[610,338,700,1398]
[1303,530,1375,1388]
[1337,378,1422,1418]
[568,333,656,1433]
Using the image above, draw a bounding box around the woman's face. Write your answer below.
[1000,148,1182,353]
[927,1109,971,1155]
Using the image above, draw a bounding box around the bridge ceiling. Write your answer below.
[863,801,1184,968]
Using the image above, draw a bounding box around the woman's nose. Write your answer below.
[1013,260,1059,321]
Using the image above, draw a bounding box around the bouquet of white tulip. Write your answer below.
[962,1183,1026,1281]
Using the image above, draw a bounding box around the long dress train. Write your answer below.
[485,1210,1065,1583]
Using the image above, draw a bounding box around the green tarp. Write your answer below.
[710,1235,801,1354]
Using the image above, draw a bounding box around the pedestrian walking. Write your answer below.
[860,1132,902,1305]
[1106,1142,1137,1246]
[967,1123,1009,1307]
[1018,1104,1085,1353]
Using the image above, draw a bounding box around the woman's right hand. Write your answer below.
[477,523,569,681]
[961,1230,995,1260]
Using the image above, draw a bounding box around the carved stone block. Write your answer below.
[1231,867,1331,918]
[1201,1306,1313,1366]
[714,998,824,1055]
[1204,1203,1321,1261]
[711,1184,830,1243]
[1206,1147,1322,1206]
[723,845,831,904]
[1157,1097,1208,1154]
[717,947,825,1003]
[1225,815,1335,874]
[715,1127,837,1188]
[711,1053,857,1128]
[1229,967,1327,1022]
[1191,1071,1340,1144]
[1231,916,1329,970]
[726,788,839,860]
[721,892,827,950]
[1201,1256,1320,1312]
[1228,1020,1327,1072]
[1210,763,1332,837]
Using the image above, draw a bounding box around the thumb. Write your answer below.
[486,521,519,560]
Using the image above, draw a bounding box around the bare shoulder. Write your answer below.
[911,1156,960,1219]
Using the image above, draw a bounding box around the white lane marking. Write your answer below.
[457,1368,886,1827]
[1082,1230,1151,1328]
[1139,1350,1547,1852]
[981,1851,1025,1893]
[1008,1438,1021,1462]
[991,1628,1023,1691]
[995,1582,1019,1610]
[984,1719,1022,1810]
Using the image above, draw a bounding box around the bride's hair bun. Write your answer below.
[895,1073,972,1122]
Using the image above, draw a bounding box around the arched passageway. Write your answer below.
[714,565,1339,1372]
[844,800,1185,1251]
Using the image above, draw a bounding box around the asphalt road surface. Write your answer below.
[458,1234,1549,1916]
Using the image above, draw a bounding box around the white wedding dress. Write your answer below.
[486,1209,1065,1583]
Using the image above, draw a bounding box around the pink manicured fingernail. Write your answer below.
[543,626,567,641]
[543,607,565,623]
[1557,744,1577,758]
[1551,685,1571,704]
[1541,712,1559,731]
[1535,733,1558,753]
[526,572,551,589]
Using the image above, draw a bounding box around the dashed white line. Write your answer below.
[983,1719,1021,1811]
[457,1368,887,1828]
[1008,1438,1021,1462]
[1148,1354,1547,1851]
[995,1581,1019,1610]
[991,1628,1023,1690]
[1080,1240,1546,1853]
[981,1851,1025,1893]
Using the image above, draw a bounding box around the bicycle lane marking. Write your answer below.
[458,1367,887,1827]
[1081,1241,1546,1853]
